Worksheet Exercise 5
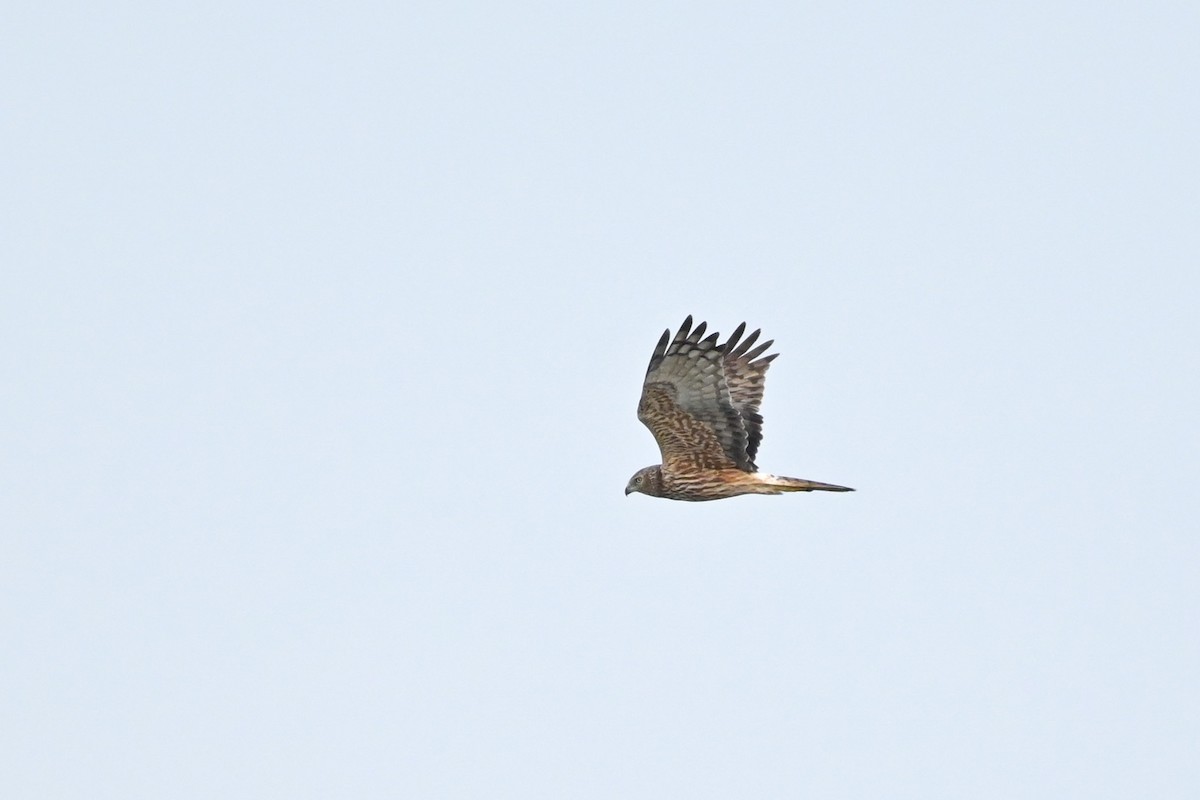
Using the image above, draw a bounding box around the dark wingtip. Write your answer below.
[730,328,761,358]
[647,328,671,372]
[674,315,693,343]
[654,329,670,352]
[723,322,747,353]
[744,339,774,361]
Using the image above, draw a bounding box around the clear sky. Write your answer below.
[4,2,1197,797]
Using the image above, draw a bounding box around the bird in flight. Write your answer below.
[625,316,853,501]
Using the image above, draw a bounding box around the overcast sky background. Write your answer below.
[4,2,1198,798]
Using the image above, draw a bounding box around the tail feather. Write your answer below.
[763,474,855,493]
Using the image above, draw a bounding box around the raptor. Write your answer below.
[625,316,853,501]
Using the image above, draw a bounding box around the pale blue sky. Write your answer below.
[4,2,1198,797]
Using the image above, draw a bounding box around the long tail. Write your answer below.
[761,474,855,493]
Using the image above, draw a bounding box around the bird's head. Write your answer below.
[625,465,664,497]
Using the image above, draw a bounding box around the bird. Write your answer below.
[625,315,853,501]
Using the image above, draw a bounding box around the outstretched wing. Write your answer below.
[637,316,753,473]
[719,322,778,468]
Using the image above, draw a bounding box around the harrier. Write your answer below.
[625,316,853,501]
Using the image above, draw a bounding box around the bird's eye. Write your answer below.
[635,476,643,484]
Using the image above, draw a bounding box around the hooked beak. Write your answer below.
[624,485,633,496]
